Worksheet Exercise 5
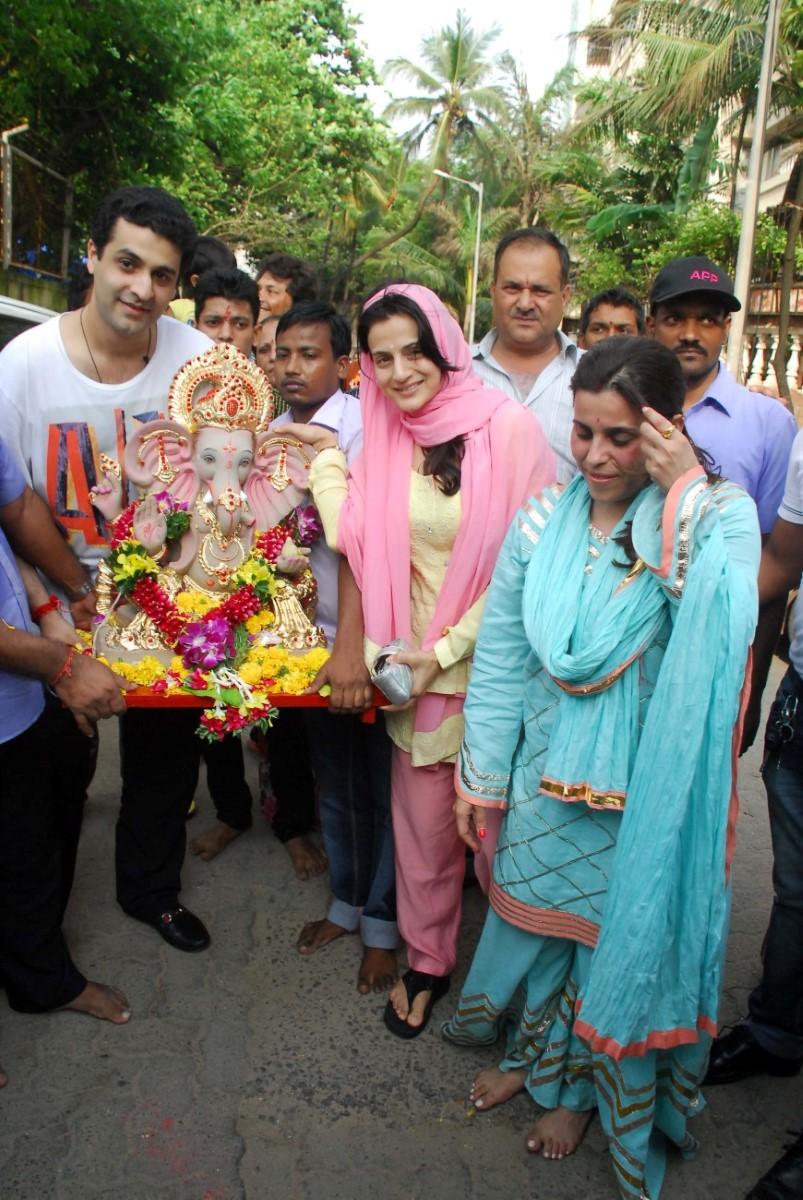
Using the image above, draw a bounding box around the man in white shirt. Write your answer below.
[0,185,214,953]
[273,301,398,993]
[472,227,579,483]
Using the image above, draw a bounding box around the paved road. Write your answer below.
[1,663,798,1199]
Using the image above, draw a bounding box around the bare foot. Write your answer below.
[285,835,327,881]
[471,1065,527,1111]
[190,820,243,861]
[358,947,397,994]
[526,1106,593,1160]
[63,981,131,1024]
[297,918,350,956]
[389,977,431,1029]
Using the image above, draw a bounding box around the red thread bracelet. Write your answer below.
[32,594,61,622]
[48,645,75,688]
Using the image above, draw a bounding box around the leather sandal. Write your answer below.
[383,969,450,1039]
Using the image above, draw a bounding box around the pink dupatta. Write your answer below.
[338,283,556,731]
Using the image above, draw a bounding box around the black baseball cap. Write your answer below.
[649,255,741,313]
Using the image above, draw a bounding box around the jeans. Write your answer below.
[747,668,803,1059]
[305,709,397,949]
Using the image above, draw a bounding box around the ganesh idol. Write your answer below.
[90,343,325,665]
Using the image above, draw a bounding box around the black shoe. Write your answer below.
[746,1131,803,1199]
[704,1024,802,1086]
[146,906,210,952]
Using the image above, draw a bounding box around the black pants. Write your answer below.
[200,737,253,831]
[0,702,93,1012]
[116,712,253,917]
[259,707,316,843]
[117,709,200,919]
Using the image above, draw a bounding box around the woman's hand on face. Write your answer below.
[279,423,339,455]
[640,406,700,493]
[454,796,486,853]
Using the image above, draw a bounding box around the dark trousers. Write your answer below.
[0,702,93,1012]
[258,707,316,843]
[117,712,252,917]
[748,667,803,1059]
[200,737,253,831]
[117,709,199,919]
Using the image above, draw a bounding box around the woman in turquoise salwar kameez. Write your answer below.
[443,337,760,1199]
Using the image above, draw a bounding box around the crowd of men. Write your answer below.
[0,184,801,1198]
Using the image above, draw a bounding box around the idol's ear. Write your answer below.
[245,433,314,529]
[124,420,198,507]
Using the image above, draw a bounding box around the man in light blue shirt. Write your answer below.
[648,255,797,749]
[0,435,131,1062]
[472,227,577,483]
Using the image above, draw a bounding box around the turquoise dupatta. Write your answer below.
[522,471,758,1057]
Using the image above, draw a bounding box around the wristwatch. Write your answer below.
[65,578,95,603]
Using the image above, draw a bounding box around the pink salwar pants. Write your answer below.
[391,746,502,976]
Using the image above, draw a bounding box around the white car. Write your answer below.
[0,296,57,350]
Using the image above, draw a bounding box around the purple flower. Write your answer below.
[294,504,321,547]
[178,617,234,669]
[152,490,188,514]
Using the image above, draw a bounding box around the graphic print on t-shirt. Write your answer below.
[45,407,161,548]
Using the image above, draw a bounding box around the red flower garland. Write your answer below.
[109,503,137,547]
[130,576,185,645]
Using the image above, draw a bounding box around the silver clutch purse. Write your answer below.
[370,639,414,705]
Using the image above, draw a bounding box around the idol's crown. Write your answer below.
[168,344,273,434]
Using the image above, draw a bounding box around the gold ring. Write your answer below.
[660,427,674,440]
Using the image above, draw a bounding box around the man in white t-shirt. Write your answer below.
[705,430,803,1188]
[0,186,214,953]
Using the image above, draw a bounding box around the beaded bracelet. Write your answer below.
[32,594,61,622]
[48,644,75,688]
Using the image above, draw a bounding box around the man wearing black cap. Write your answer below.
[648,255,795,531]
[648,255,796,751]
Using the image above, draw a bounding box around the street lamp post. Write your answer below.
[725,0,783,378]
[433,169,484,346]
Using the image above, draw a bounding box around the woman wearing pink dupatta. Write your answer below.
[289,284,555,1036]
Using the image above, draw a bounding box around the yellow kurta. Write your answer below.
[309,448,486,765]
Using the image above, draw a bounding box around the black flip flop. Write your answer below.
[383,969,451,1039]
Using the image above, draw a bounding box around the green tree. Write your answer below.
[0,0,197,225]
[346,9,506,274]
[383,8,506,169]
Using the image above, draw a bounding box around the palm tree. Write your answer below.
[431,196,519,334]
[580,0,800,200]
[347,10,507,279]
[383,9,507,170]
[575,0,803,394]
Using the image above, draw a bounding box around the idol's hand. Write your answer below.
[279,423,339,455]
[454,795,486,854]
[383,647,441,712]
[640,407,700,493]
[275,538,310,575]
[132,496,168,555]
